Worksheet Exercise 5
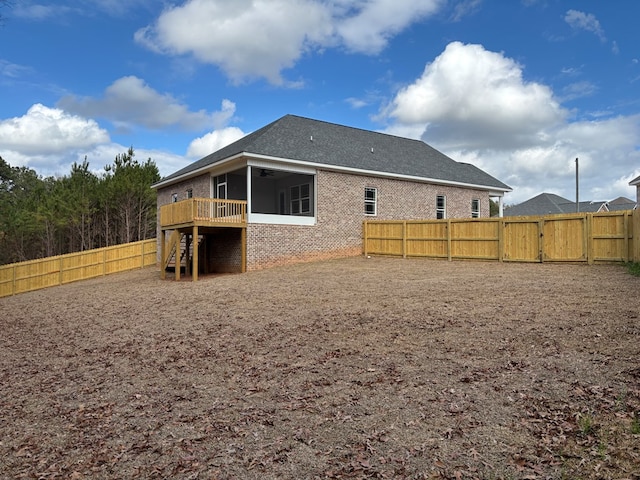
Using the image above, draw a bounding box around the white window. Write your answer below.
[290,183,310,215]
[365,187,377,216]
[171,193,178,203]
[471,199,480,218]
[186,188,193,199]
[214,174,227,199]
[436,195,446,219]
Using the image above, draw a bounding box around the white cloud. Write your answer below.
[13,4,73,21]
[186,127,246,159]
[386,42,565,149]
[0,103,191,179]
[0,104,109,156]
[381,42,640,204]
[135,0,443,84]
[58,76,236,131]
[0,104,109,176]
[564,10,606,42]
[135,0,332,85]
[449,0,481,22]
[0,60,31,79]
[560,81,597,102]
[13,1,149,21]
[335,0,442,54]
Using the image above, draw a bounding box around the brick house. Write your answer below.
[152,114,511,279]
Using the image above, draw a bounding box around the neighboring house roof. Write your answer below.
[153,114,511,193]
[505,193,636,216]
[606,196,637,211]
[629,175,640,186]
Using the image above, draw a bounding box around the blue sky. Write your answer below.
[1,0,639,204]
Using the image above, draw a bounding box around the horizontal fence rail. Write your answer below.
[160,198,247,228]
[364,209,639,264]
[0,239,157,298]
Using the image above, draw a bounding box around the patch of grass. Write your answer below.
[577,412,595,436]
[631,413,640,435]
[627,262,640,277]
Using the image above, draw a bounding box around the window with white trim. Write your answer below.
[290,183,310,215]
[471,199,480,218]
[171,193,178,203]
[365,187,377,216]
[436,195,446,219]
[186,188,193,199]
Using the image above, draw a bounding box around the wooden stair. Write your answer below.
[163,231,203,273]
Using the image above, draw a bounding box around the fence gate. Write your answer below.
[542,216,587,262]
[503,219,542,262]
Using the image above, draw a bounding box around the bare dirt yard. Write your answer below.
[1,257,639,479]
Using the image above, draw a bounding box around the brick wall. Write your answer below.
[205,229,243,273]
[245,170,491,270]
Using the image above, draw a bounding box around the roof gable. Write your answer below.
[155,114,510,192]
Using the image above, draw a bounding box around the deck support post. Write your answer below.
[185,234,191,277]
[175,230,181,281]
[160,229,166,280]
[192,225,199,282]
[241,227,247,273]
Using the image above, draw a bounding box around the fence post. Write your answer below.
[12,264,16,296]
[59,257,64,286]
[497,218,503,262]
[447,219,452,261]
[587,214,594,265]
[622,212,629,263]
[402,221,407,258]
[633,209,640,262]
[363,221,368,257]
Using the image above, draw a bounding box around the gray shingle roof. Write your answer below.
[154,114,511,191]
[505,193,636,216]
[606,196,637,211]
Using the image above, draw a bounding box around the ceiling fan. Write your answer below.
[259,168,275,177]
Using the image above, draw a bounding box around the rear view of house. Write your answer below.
[152,115,511,279]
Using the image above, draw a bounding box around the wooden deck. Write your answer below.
[160,198,247,229]
[160,198,247,281]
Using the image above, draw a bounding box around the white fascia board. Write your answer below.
[247,158,316,175]
[151,153,246,189]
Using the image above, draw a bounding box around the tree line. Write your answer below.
[0,147,160,265]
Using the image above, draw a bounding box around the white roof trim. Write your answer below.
[151,153,246,189]
[153,151,512,193]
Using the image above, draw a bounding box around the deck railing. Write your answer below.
[160,198,247,228]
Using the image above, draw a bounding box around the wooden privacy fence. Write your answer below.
[0,239,157,298]
[363,209,639,264]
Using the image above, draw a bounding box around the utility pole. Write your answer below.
[575,157,579,213]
